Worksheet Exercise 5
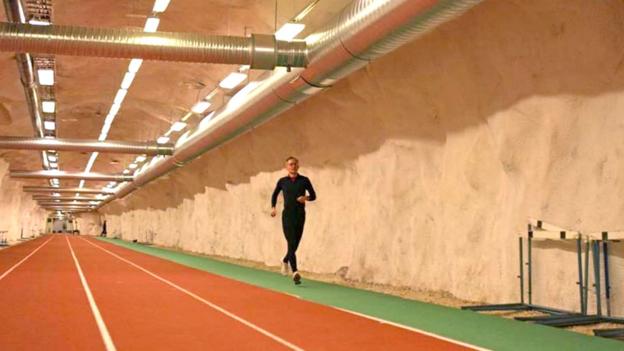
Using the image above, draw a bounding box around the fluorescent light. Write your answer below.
[228,81,260,107]
[43,120,56,130]
[109,103,121,116]
[48,155,57,162]
[123,169,130,174]
[136,155,147,162]
[275,22,305,41]
[85,152,99,173]
[219,72,247,89]
[128,163,138,169]
[170,121,187,132]
[49,162,58,169]
[121,72,136,89]
[114,89,128,105]
[78,180,85,188]
[198,111,216,130]
[128,59,143,73]
[29,19,50,26]
[37,69,54,86]
[144,17,160,32]
[157,136,170,144]
[153,0,171,12]
[42,100,56,113]
[191,101,211,114]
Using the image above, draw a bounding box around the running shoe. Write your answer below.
[293,271,301,285]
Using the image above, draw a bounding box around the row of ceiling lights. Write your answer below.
[115,8,310,188]
[27,14,61,188]
[43,0,311,203]
[79,0,173,193]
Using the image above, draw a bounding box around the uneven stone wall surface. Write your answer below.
[104,0,624,315]
[0,159,47,242]
[77,213,102,236]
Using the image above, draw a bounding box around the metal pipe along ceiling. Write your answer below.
[33,196,102,201]
[23,186,114,194]
[100,0,482,206]
[3,0,46,172]
[11,170,133,182]
[0,22,308,69]
[0,137,174,155]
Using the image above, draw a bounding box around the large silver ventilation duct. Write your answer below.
[0,22,307,69]
[23,186,114,194]
[11,170,133,182]
[0,136,174,155]
[101,0,482,206]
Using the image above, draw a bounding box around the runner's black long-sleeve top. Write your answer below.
[271,175,316,210]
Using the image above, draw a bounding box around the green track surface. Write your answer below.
[99,237,623,351]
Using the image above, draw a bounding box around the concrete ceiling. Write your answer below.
[0,0,350,197]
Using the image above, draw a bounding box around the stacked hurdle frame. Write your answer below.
[462,221,582,316]
[463,220,624,337]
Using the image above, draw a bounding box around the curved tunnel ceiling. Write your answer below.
[0,0,352,211]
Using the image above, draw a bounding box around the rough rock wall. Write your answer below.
[0,159,47,241]
[103,0,624,314]
[76,213,102,236]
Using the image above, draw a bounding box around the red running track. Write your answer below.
[0,235,483,351]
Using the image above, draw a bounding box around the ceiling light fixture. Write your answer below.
[153,0,171,12]
[157,136,170,144]
[37,69,54,86]
[128,59,143,73]
[144,17,160,33]
[109,103,121,117]
[219,72,247,90]
[42,100,56,113]
[275,22,305,41]
[121,72,136,89]
[191,101,211,114]
[114,89,128,105]
[43,120,56,130]
[170,121,187,132]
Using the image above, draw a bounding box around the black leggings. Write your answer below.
[282,210,305,273]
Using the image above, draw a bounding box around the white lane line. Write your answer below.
[81,237,304,351]
[66,236,117,351]
[331,306,491,351]
[0,236,54,282]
